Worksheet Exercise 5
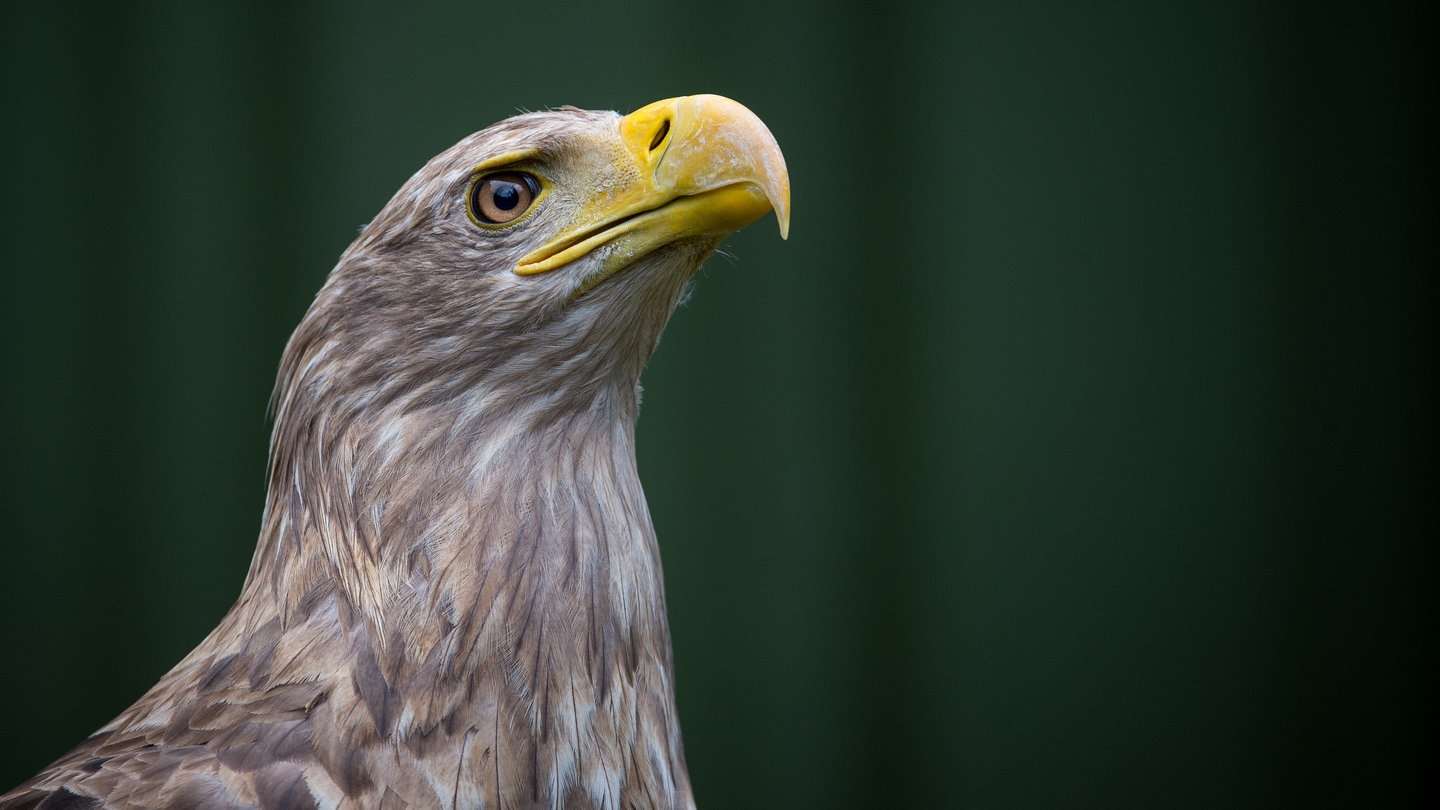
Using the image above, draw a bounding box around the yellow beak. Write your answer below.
[514,94,790,283]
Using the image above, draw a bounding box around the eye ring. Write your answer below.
[468,172,541,226]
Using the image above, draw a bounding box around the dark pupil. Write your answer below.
[492,182,521,211]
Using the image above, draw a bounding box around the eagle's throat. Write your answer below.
[246,329,693,806]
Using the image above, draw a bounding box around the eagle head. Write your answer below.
[275,94,789,431]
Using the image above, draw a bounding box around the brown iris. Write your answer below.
[470,172,540,224]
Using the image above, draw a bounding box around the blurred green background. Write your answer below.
[1,1,1432,806]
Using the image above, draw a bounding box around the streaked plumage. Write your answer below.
[2,95,788,810]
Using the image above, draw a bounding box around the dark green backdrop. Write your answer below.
[1,1,1432,806]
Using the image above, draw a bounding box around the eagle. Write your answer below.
[2,94,789,810]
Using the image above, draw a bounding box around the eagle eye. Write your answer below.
[469,172,540,225]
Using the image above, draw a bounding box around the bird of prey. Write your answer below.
[2,94,789,810]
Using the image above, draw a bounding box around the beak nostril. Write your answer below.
[649,117,671,153]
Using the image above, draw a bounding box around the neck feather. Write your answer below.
[227,356,688,793]
[213,249,701,804]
